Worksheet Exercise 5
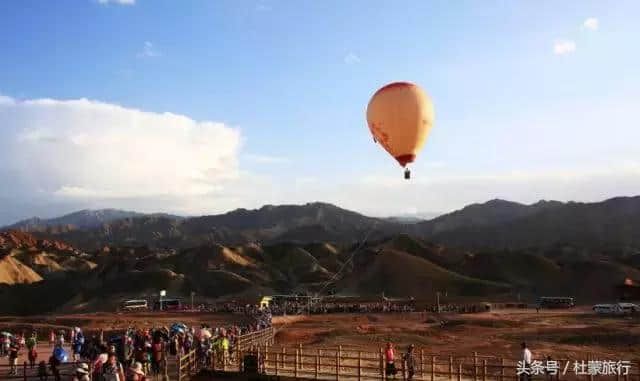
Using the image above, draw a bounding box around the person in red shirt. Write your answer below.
[385,342,397,378]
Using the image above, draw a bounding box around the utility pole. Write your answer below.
[160,290,166,311]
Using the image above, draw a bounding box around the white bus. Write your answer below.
[121,299,148,311]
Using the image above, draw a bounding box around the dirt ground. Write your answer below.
[272,307,640,361]
[1,308,639,363]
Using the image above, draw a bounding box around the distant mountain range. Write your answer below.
[4,196,640,253]
[5,209,183,232]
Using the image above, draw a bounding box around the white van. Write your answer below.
[122,299,148,311]
[592,304,623,315]
[617,303,640,314]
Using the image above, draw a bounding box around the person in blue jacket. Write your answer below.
[73,328,85,362]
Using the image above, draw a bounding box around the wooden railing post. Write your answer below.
[402,354,407,381]
[299,343,304,371]
[295,348,299,378]
[265,346,269,373]
[449,355,453,380]
[483,359,487,381]
[381,348,386,381]
[358,351,362,381]
[421,349,425,379]
[336,349,340,381]
[23,361,27,381]
[316,350,320,380]
[282,347,286,369]
[500,358,504,381]
[432,355,436,381]
[276,353,279,376]
[458,363,462,381]
[474,352,478,381]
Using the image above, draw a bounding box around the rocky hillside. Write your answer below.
[0,230,94,285]
[2,230,639,315]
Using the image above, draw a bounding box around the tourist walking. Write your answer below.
[403,344,416,381]
[385,342,397,378]
[520,342,532,381]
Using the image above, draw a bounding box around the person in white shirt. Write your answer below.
[521,342,532,381]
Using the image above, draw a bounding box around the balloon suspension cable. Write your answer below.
[317,221,379,297]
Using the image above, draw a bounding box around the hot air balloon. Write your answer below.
[366,82,435,179]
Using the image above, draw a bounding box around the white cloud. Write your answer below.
[244,154,289,164]
[0,94,257,219]
[97,0,135,5]
[554,40,576,55]
[295,177,319,187]
[582,17,599,30]
[344,52,361,65]
[0,95,15,105]
[137,41,160,58]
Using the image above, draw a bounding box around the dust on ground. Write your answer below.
[272,307,640,360]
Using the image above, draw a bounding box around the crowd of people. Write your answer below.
[266,301,416,315]
[424,303,492,314]
[1,312,273,381]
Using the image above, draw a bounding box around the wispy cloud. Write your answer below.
[344,52,361,65]
[244,154,289,164]
[553,40,576,55]
[255,1,271,12]
[137,41,161,58]
[117,69,134,79]
[582,17,599,31]
[97,0,135,5]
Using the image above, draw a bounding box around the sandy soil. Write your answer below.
[272,308,640,361]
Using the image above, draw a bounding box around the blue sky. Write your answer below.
[1,0,640,224]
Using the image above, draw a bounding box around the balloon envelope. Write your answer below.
[366,82,434,167]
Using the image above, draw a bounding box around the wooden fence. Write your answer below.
[248,346,640,381]
[0,360,92,381]
[177,326,276,381]
[193,344,640,381]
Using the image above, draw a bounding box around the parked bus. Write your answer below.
[121,299,148,311]
[538,297,575,308]
[153,299,182,311]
